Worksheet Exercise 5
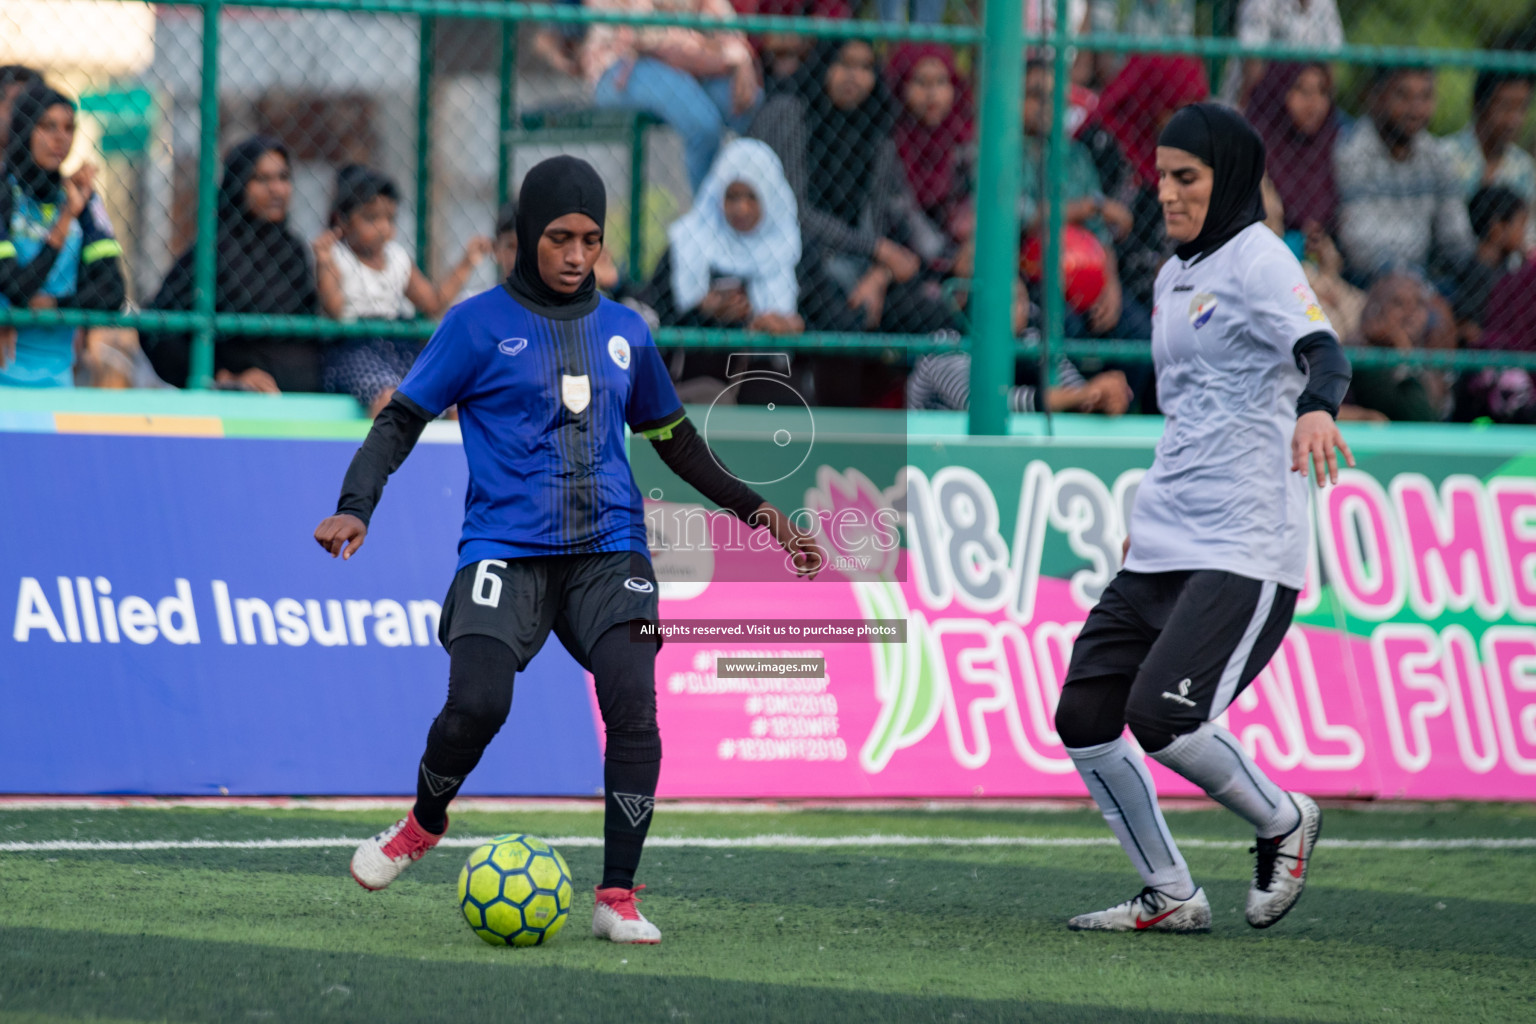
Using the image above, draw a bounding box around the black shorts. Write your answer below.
[438,550,661,672]
[1063,569,1298,733]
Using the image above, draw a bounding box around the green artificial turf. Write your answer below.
[2,802,1534,1024]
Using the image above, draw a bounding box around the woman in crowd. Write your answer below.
[1245,62,1340,246]
[644,138,803,403]
[752,40,953,330]
[1078,54,1209,313]
[144,136,319,392]
[887,43,974,249]
[652,138,802,334]
[0,81,125,387]
[751,38,956,404]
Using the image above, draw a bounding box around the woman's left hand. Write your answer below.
[848,269,890,330]
[751,502,826,579]
[1291,410,1355,487]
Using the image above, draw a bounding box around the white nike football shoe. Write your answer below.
[593,884,662,944]
[1068,886,1211,933]
[1247,793,1322,929]
[349,811,445,891]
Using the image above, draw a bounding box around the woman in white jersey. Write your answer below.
[1052,102,1354,933]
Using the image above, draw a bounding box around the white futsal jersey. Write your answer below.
[1124,223,1336,589]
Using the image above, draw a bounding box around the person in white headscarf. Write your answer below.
[666,138,803,334]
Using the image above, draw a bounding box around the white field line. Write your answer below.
[0,797,1108,813]
[1,834,1533,854]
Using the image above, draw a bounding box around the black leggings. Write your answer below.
[432,625,660,761]
[416,624,662,886]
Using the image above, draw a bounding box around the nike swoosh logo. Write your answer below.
[1135,908,1180,929]
[1288,849,1306,879]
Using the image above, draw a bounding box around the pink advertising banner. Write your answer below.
[629,458,1536,801]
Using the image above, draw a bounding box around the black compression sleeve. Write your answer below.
[0,242,59,306]
[1293,330,1352,419]
[648,416,767,523]
[334,393,434,526]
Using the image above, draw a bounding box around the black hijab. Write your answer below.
[1158,102,1267,262]
[144,135,319,390]
[505,155,606,320]
[5,81,74,203]
[799,38,895,230]
[211,135,314,315]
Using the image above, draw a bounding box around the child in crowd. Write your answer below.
[313,165,490,415]
[1454,185,1528,346]
[1347,271,1457,422]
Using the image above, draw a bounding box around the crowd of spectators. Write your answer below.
[3,0,1536,423]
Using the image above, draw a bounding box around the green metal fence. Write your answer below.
[5,0,1536,429]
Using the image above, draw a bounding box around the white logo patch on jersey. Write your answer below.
[623,577,655,593]
[1188,293,1218,329]
[498,337,527,357]
[561,374,591,414]
[608,335,632,370]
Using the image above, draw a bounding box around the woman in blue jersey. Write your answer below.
[313,156,824,944]
[0,82,125,387]
[1051,104,1354,934]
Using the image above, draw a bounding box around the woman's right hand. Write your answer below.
[873,239,921,284]
[700,287,751,325]
[62,165,94,219]
[1101,199,1133,240]
[314,514,368,560]
[215,366,281,394]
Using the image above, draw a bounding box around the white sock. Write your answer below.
[1068,738,1195,899]
[1151,722,1300,838]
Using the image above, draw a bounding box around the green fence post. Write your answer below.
[497,20,516,212]
[1041,0,1071,404]
[969,0,1025,436]
[629,119,647,284]
[416,15,435,274]
[189,0,222,390]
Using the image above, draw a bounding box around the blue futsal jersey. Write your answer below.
[398,286,684,569]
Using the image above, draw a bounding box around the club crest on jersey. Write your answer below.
[561,374,591,414]
[608,335,632,370]
[1188,293,1218,329]
[497,337,527,357]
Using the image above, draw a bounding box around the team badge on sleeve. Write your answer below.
[608,335,631,369]
[561,374,591,414]
[1291,284,1326,323]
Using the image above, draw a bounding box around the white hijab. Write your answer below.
[668,139,801,316]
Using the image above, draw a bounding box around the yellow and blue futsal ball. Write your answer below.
[458,834,574,946]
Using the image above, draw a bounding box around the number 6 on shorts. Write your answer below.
[472,559,508,607]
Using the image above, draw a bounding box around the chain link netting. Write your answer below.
[3,0,1536,421]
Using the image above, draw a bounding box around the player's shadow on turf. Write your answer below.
[0,925,1326,1024]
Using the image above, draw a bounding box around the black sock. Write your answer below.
[601,749,661,889]
[589,622,662,890]
[413,725,478,835]
[412,634,515,835]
